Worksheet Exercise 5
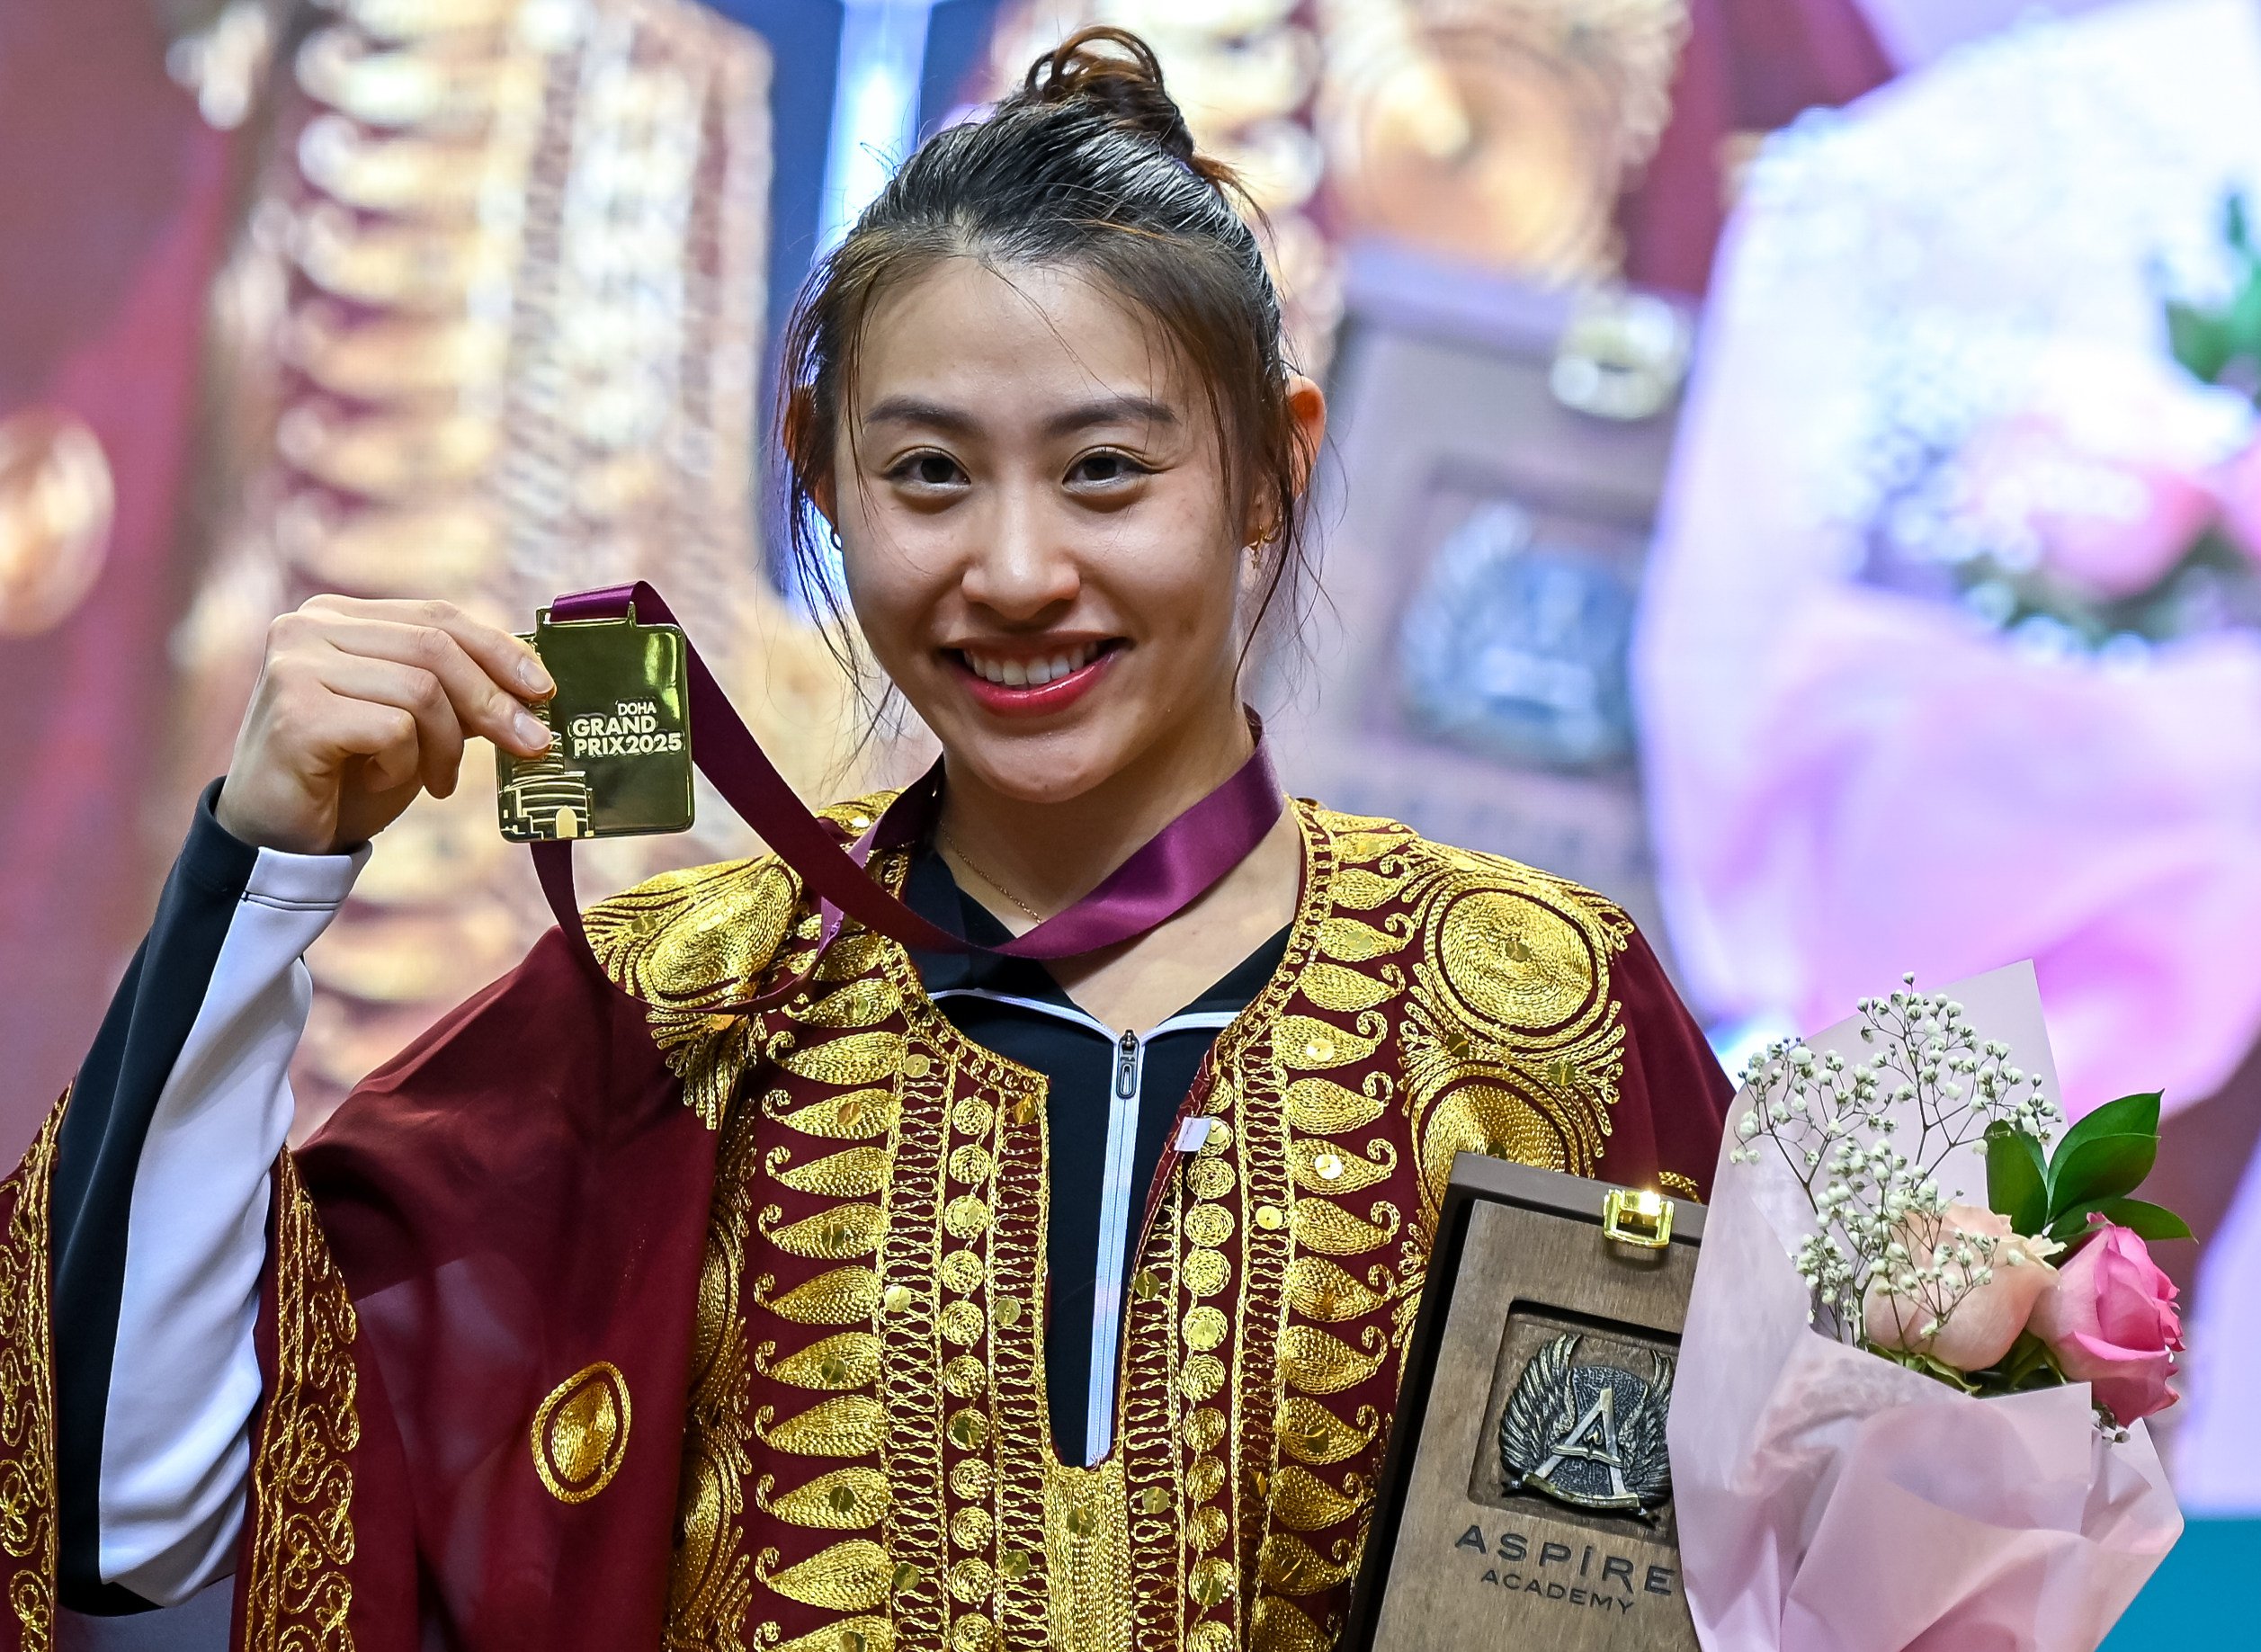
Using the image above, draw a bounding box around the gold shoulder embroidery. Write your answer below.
[580,790,903,1122]
[1385,829,1637,1213]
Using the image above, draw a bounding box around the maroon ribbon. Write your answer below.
[531,582,1285,1008]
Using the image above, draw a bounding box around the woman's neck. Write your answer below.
[934,694,1256,920]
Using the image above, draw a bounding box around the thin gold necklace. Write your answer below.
[937,826,1049,924]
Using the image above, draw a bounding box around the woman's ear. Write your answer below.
[784,386,840,529]
[1285,372,1327,497]
[1243,373,1328,549]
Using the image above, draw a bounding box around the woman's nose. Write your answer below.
[959,492,1079,620]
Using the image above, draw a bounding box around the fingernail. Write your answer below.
[517,653,553,694]
[514,710,550,751]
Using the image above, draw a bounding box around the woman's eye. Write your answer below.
[891,451,965,488]
[1069,450,1148,486]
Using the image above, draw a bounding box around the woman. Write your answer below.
[1,31,1729,1652]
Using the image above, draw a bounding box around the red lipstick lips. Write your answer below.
[949,644,1119,719]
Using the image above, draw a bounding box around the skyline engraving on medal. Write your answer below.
[1497,1333,1674,1520]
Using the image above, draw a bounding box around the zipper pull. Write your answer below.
[1115,1029,1139,1100]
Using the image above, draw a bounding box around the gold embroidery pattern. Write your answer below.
[594,791,1652,1652]
[1399,841,1634,1223]
[244,1152,359,1652]
[1130,802,1345,1652]
[886,951,1052,1652]
[667,1080,764,1648]
[1043,1460,1132,1652]
[532,1362,632,1504]
[0,1105,61,1651]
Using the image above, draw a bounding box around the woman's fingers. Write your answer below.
[290,606,552,757]
[304,594,551,699]
[312,655,469,797]
[319,694,424,795]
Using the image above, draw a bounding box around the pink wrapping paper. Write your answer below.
[1671,963,2184,1650]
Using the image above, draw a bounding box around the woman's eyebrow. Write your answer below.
[862,395,980,434]
[1044,395,1177,437]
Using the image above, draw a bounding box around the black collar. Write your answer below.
[900,846,1290,1021]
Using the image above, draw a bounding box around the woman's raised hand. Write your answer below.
[214,596,556,855]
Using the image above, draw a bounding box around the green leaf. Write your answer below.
[2167,300,2234,381]
[2049,1196,2194,1246]
[2052,1092,2161,1164]
[1984,1122,2050,1235]
[2047,1132,2158,1216]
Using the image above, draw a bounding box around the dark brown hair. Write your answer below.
[776,26,1316,670]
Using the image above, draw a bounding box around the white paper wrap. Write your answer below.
[1669,962,2184,1651]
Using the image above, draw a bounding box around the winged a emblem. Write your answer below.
[1498,1332,1674,1519]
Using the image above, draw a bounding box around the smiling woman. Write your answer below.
[1,27,1731,1652]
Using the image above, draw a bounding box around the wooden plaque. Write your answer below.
[1341,1154,1705,1651]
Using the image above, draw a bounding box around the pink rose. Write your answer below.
[2029,1221,2185,1426]
[1954,343,2253,601]
[1960,418,2216,602]
[1863,1203,2061,1372]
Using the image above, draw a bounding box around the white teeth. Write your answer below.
[963,641,1100,688]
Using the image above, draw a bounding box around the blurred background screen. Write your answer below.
[2,0,2254,1639]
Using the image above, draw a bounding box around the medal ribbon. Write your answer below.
[530,582,1285,1009]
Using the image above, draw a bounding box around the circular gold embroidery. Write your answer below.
[1434,887,1597,1032]
[1181,1306,1229,1353]
[950,1457,995,1500]
[1187,1556,1235,1606]
[948,1143,994,1185]
[939,1299,986,1346]
[1182,1248,1229,1298]
[940,1249,984,1294]
[531,1361,631,1505]
[1183,1406,1227,1452]
[951,1613,998,1652]
[948,1558,996,1603]
[1178,1354,1226,1402]
[951,1505,995,1549]
[1184,1203,1235,1247]
[1186,1456,1228,1502]
[943,1355,988,1398]
[1190,1505,1229,1551]
[943,1195,992,1238]
[1186,1158,1236,1200]
[952,1096,992,1135]
[1189,1622,1236,1652]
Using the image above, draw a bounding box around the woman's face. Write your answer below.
[825,256,1315,807]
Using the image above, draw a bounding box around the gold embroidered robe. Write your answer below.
[0,799,1728,1652]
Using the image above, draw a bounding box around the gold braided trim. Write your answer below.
[243,1153,358,1651]
[0,1102,63,1651]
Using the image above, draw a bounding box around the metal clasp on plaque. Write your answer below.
[1601,1187,1674,1249]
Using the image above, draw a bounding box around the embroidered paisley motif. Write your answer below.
[756,1267,882,1326]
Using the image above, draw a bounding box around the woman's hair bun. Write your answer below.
[1018,27,1207,175]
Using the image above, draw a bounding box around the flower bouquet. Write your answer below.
[1669,963,2186,1652]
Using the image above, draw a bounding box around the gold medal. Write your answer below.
[496,604,694,841]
